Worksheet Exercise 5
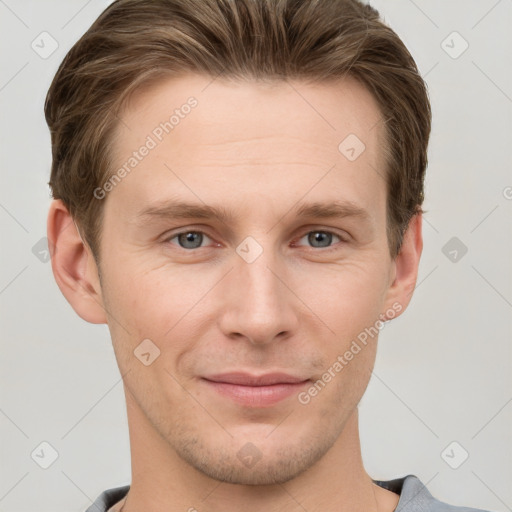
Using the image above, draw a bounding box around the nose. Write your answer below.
[217,244,299,346]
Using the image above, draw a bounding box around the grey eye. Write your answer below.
[174,231,207,249]
[307,231,333,248]
[298,231,341,249]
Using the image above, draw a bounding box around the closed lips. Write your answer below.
[202,372,310,386]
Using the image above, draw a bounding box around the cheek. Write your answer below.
[298,259,389,328]
[101,258,218,371]
[103,257,193,324]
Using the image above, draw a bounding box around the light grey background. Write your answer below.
[1,1,511,511]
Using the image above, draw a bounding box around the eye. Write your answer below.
[163,229,346,252]
[166,230,213,249]
[295,230,344,250]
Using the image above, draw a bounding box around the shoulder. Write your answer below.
[374,474,496,512]
[84,484,130,512]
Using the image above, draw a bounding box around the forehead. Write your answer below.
[106,73,388,220]
[113,73,386,157]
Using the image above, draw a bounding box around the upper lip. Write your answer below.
[203,372,309,386]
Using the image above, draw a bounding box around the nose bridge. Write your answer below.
[219,237,297,344]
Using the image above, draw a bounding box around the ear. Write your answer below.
[383,212,423,318]
[47,199,107,324]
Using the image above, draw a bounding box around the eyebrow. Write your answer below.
[133,199,370,226]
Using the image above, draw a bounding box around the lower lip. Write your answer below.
[202,379,309,407]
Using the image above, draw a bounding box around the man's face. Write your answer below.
[97,74,400,484]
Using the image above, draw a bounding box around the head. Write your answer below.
[46,0,430,486]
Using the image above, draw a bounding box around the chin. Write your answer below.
[173,431,334,486]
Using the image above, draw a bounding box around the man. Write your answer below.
[44,0,493,511]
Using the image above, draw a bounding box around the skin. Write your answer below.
[48,73,422,512]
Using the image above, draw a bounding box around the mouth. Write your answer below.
[201,372,310,407]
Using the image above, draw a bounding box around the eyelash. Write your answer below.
[163,228,347,252]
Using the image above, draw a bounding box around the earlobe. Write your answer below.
[384,212,423,318]
[47,199,108,324]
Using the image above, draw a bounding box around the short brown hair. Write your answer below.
[45,0,431,261]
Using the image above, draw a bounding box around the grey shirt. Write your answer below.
[85,474,494,512]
